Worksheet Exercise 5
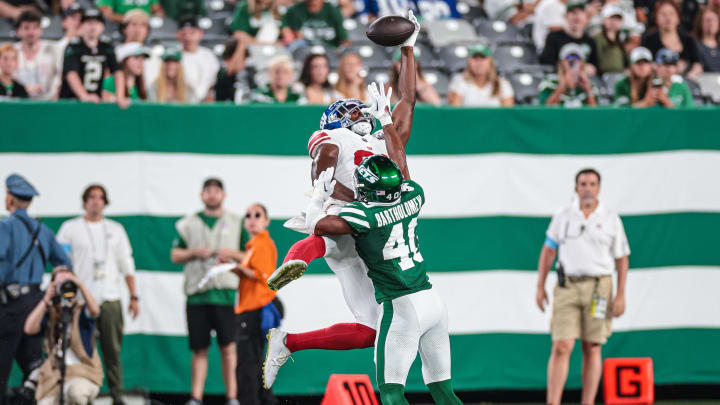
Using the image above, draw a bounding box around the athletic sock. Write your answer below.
[379,383,409,405]
[427,379,464,405]
[285,323,376,352]
[282,235,326,264]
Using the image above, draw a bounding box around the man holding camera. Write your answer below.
[0,174,72,405]
[535,168,630,405]
[56,184,138,405]
[539,43,598,107]
[24,267,103,405]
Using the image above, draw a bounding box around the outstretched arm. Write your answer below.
[364,83,410,180]
[391,11,420,147]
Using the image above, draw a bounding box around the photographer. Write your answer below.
[539,43,598,107]
[24,268,103,405]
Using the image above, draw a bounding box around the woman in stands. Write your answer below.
[296,53,341,104]
[448,44,514,107]
[335,52,367,101]
[386,49,441,106]
[102,42,148,102]
[613,46,655,106]
[150,47,187,103]
[694,8,720,72]
[641,0,703,79]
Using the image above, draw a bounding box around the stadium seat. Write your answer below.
[589,75,608,97]
[342,43,390,68]
[292,44,340,68]
[201,38,227,56]
[343,18,367,42]
[492,42,538,73]
[456,2,487,23]
[148,17,179,41]
[695,73,720,103]
[422,68,450,97]
[426,19,478,47]
[199,16,229,39]
[104,21,120,40]
[413,42,443,69]
[436,44,475,73]
[474,19,523,44]
[41,16,63,40]
[207,0,236,14]
[366,68,391,87]
[507,72,543,104]
[602,72,625,97]
[0,17,14,41]
[247,45,291,71]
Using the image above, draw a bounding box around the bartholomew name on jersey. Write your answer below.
[374,194,423,227]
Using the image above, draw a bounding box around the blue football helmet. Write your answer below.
[319,99,375,135]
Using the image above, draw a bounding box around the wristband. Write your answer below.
[130,296,139,301]
[379,115,393,127]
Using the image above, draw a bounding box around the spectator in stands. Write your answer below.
[296,52,341,104]
[25,268,103,405]
[98,0,164,24]
[160,0,207,21]
[335,52,366,100]
[215,38,256,103]
[122,9,150,44]
[56,3,83,58]
[448,45,514,107]
[592,4,629,74]
[614,46,656,106]
[281,0,350,48]
[231,0,283,45]
[541,1,599,76]
[177,15,219,103]
[386,49,441,106]
[0,43,29,98]
[642,0,703,79]
[47,0,78,16]
[533,0,567,51]
[539,43,598,106]
[102,42,148,102]
[14,11,62,99]
[694,8,720,72]
[149,46,187,102]
[484,0,536,26]
[251,54,305,103]
[233,203,281,405]
[59,9,128,106]
[0,0,38,21]
[653,47,694,106]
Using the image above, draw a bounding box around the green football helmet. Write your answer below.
[354,155,403,203]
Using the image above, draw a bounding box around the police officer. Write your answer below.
[0,174,71,404]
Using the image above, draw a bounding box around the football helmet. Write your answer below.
[353,155,403,203]
[320,99,375,136]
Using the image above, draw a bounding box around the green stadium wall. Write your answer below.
[2,102,719,395]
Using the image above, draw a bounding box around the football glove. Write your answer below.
[362,82,393,127]
[400,10,421,48]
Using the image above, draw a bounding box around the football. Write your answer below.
[366,15,416,47]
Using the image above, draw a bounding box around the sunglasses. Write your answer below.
[245,212,263,219]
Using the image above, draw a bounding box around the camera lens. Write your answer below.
[56,280,78,301]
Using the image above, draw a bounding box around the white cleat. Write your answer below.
[263,328,291,389]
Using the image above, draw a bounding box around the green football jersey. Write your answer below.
[338,180,432,303]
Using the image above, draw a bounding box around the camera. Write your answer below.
[54,280,78,308]
[652,77,664,88]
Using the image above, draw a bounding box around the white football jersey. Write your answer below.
[308,127,388,191]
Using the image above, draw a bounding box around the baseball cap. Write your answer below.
[62,2,83,19]
[82,8,105,24]
[468,44,492,58]
[202,178,224,190]
[162,46,182,61]
[655,48,679,65]
[559,42,586,61]
[566,0,586,13]
[630,46,653,64]
[123,8,150,25]
[601,3,623,19]
[116,42,150,61]
[178,15,199,29]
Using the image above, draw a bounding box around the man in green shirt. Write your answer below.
[653,48,694,108]
[171,178,248,405]
[539,43,598,107]
[97,0,164,23]
[281,0,349,48]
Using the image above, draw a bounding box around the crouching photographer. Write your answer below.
[23,268,103,405]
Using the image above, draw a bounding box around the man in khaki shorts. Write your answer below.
[536,168,630,405]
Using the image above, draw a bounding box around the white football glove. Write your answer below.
[312,167,336,201]
[362,82,393,127]
[400,10,420,48]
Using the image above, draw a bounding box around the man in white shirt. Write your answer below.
[176,15,219,103]
[56,184,139,405]
[532,0,567,51]
[535,168,630,405]
[14,10,62,99]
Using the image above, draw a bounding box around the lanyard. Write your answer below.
[84,219,109,265]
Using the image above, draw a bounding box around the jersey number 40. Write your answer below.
[383,217,424,271]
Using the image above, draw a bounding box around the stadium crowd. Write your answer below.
[0,0,718,107]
